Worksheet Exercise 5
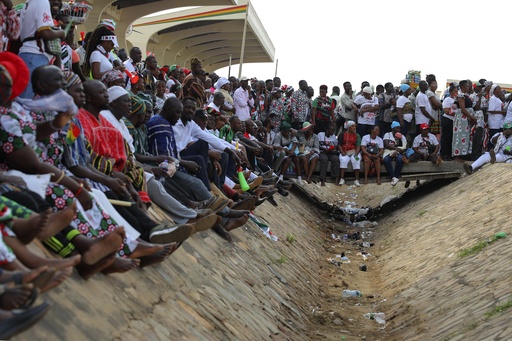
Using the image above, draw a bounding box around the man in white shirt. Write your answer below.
[414,81,434,132]
[234,76,254,121]
[173,97,241,189]
[354,86,379,138]
[487,84,507,148]
[409,123,441,165]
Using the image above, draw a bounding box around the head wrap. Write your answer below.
[490,84,499,95]
[214,77,230,90]
[130,95,146,116]
[99,19,116,32]
[107,86,128,104]
[281,85,294,93]
[345,120,356,129]
[503,122,512,129]
[399,84,411,93]
[391,121,401,129]
[169,64,178,72]
[484,80,493,87]
[101,70,124,87]
[190,57,201,66]
[420,123,430,130]
[181,67,191,75]
[362,86,373,94]
[280,121,291,131]
[271,87,283,95]
[0,52,29,102]
[62,71,81,90]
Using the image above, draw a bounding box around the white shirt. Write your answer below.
[173,118,235,154]
[19,0,53,59]
[361,134,384,150]
[442,97,456,121]
[505,100,512,124]
[488,95,504,129]
[354,95,379,125]
[234,86,254,121]
[415,92,432,125]
[90,50,113,74]
[396,95,413,122]
[412,133,438,155]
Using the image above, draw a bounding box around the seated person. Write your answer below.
[297,122,319,183]
[465,122,512,174]
[361,125,384,185]
[409,123,442,165]
[146,97,250,242]
[383,121,408,186]
[318,123,340,186]
[338,120,361,186]
[273,122,301,184]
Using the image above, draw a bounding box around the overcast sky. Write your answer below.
[216,0,510,93]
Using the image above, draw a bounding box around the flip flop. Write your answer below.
[20,287,39,310]
[0,272,23,285]
[0,301,51,340]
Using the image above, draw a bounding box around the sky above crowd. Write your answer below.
[215,0,510,93]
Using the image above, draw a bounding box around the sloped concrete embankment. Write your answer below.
[20,191,331,341]
[377,164,512,340]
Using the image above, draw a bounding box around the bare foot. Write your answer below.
[377,179,381,185]
[39,201,77,240]
[39,266,74,293]
[223,208,250,218]
[129,240,164,259]
[3,236,81,270]
[222,214,249,232]
[0,266,49,285]
[77,230,124,265]
[363,178,368,185]
[11,209,51,244]
[139,243,178,268]
[101,257,140,275]
[75,253,116,280]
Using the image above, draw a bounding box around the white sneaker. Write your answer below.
[354,180,361,187]
[338,178,345,186]
[297,178,304,186]
[390,177,399,186]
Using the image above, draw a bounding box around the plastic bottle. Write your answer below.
[363,312,385,324]
[237,167,250,192]
[342,290,362,297]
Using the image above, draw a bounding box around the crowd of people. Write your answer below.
[1,0,512,338]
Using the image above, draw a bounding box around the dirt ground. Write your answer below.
[18,164,511,341]
[300,164,512,341]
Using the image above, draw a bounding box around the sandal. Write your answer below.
[0,268,55,290]
[0,284,39,310]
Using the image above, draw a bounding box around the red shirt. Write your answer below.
[77,108,127,172]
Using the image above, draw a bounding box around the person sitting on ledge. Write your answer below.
[361,125,384,185]
[383,121,408,186]
[337,120,361,187]
[408,123,442,166]
[464,122,512,174]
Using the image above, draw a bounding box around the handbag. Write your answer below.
[366,143,379,155]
